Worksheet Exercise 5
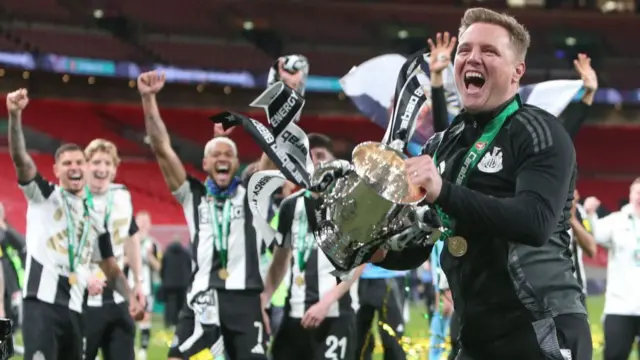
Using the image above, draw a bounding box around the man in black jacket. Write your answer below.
[373,8,591,360]
[160,239,191,328]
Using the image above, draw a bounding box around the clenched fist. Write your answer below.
[6,88,29,114]
[137,71,166,96]
[405,155,443,203]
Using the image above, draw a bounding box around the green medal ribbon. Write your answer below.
[297,191,314,274]
[432,99,520,241]
[85,185,114,225]
[61,189,93,274]
[207,196,232,270]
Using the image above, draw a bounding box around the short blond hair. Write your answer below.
[459,8,531,61]
[84,138,121,166]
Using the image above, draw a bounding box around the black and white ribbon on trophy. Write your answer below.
[210,81,315,246]
[382,51,431,152]
[380,52,445,249]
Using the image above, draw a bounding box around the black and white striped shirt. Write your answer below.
[277,190,354,318]
[87,184,138,307]
[126,236,159,297]
[570,204,588,294]
[173,175,263,303]
[19,174,114,313]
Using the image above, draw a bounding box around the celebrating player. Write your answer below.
[83,138,146,360]
[6,89,144,360]
[138,71,269,360]
[261,133,364,360]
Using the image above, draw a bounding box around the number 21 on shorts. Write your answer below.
[324,335,347,360]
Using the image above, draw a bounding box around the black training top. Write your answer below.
[378,94,585,354]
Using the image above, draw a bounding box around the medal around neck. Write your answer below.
[209,72,443,274]
[447,236,468,257]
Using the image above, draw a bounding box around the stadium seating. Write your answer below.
[143,35,272,71]
[6,23,146,62]
[574,125,640,175]
[0,34,23,52]
[2,0,72,24]
[112,0,229,37]
[18,98,147,157]
[2,1,639,85]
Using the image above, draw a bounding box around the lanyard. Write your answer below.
[432,99,520,240]
[60,189,92,273]
[85,186,114,225]
[207,197,232,269]
[296,193,314,274]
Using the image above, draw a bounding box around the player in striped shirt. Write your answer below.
[138,72,268,360]
[262,133,365,360]
[6,89,144,360]
[82,139,146,360]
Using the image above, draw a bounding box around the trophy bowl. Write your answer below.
[351,141,426,205]
[313,141,428,272]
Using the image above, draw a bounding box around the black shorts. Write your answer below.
[272,315,356,360]
[168,289,267,360]
[84,302,136,360]
[22,298,84,360]
[457,314,592,360]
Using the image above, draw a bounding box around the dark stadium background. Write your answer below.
[0,0,638,358]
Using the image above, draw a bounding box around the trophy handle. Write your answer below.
[309,160,353,194]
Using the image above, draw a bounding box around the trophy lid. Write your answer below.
[351,142,426,205]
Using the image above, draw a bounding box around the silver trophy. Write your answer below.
[311,139,441,272]
[211,53,442,273]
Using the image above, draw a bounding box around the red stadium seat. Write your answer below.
[7,24,144,62]
[3,0,71,23]
[19,99,146,157]
[0,35,24,53]
[143,36,272,71]
[112,0,227,36]
[574,125,640,175]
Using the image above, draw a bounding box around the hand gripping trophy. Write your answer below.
[210,54,442,275]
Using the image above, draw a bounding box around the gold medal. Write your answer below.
[448,236,468,257]
[218,268,229,280]
[295,275,305,286]
[68,272,78,286]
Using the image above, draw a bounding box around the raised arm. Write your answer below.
[563,53,597,139]
[427,32,457,133]
[6,89,37,183]
[137,72,187,192]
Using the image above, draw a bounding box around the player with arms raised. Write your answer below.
[6,89,144,360]
[138,72,269,360]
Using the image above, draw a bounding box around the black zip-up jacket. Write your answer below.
[377,94,586,352]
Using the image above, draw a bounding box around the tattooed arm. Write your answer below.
[6,89,37,183]
[137,72,187,192]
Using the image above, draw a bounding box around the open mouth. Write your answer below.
[464,71,486,92]
[69,173,83,181]
[93,171,108,180]
[215,163,231,174]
